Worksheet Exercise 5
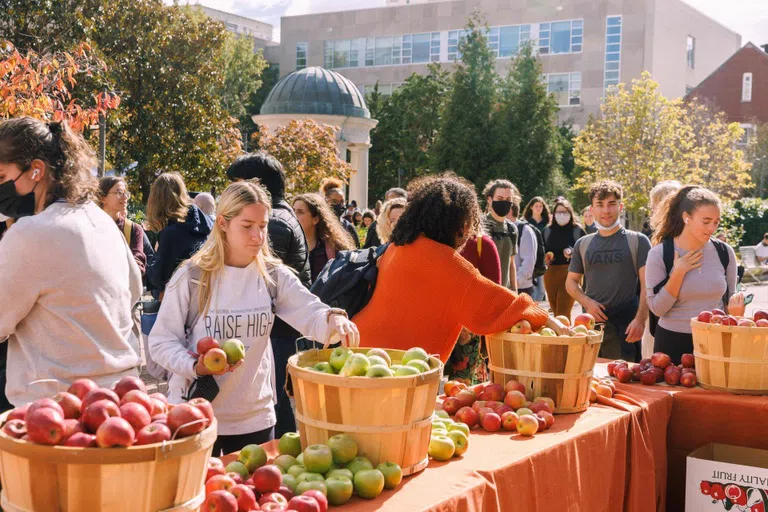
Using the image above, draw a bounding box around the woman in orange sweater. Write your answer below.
[354,175,569,362]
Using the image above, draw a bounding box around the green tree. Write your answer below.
[557,122,577,183]
[493,42,563,200]
[748,123,768,198]
[433,12,498,188]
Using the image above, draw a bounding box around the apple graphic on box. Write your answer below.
[278,431,302,457]
[221,338,245,365]
[203,490,238,512]
[303,444,333,474]
[167,403,206,438]
[82,399,120,433]
[327,433,358,464]
[196,336,219,355]
[67,378,97,400]
[113,376,146,399]
[325,476,354,506]
[136,423,171,445]
[366,348,392,366]
[96,417,135,448]
[329,347,353,372]
[339,354,370,377]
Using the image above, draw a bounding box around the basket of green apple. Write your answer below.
[287,346,442,476]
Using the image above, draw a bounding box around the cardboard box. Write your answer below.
[686,444,768,512]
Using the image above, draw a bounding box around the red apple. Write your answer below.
[226,472,244,485]
[664,366,681,386]
[681,353,695,369]
[150,393,168,405]
[252,465,282,494]
[476,407,494,422]
[7,405,28,422]
[189,398,215,429]
[455,389,477,408]
[67,378,98,400]
[119,402,152,432]
[510,319,533,334]
[447,383,466,397]
[442,397,461,416]
[230,484,258,511]
[538,411,555,430]
[471,400,487,412]
[206,464,226,483]
[136,423,172,445]
[260,503,286,512]
[2,419,26,439]
[481,412,502,432]
[738,318,756,327]
[277,485,295,502]
[478,383,504,402]
[680,372,697,388]
[607,360,627,377]
[120,390,153,415]
[61,419,82,442]
[722,315,738,326]
[712,308,726,316]
[259,492,289,508]
[534,414,546,432]
[52,392,82,420]
[206,474,237,495]
[710,314,725,325]
[529,401,552,415]
[573,313,596,330]
[64,432,98,447]
[455,406,479,429]
[484,400,504,411]
[81,388,119,412]
[27,398,64,418]
[630,364,643,381]
[504,380,526,395]
[681,367,696,375]
[501,411,519,431]
[81,399,120,434]
[756,319,768,328]
[288,495,321,512]
[302,490,328,512]
[112,376,146,400]
[495,404,513,416]
[651,367,664,383]
[754,310,768,322]
[196,336,220,356]
[504,390,527,410]
[640,370,657,386]
[26,407,65,445]
[151,414,168,426]
[639,358,652,368]
[697,311,713,323]
[615,366,633,384]
[96,417,135,447]
[651,352,672,370]
[471,383,487,396]
[151,398,168,416]
[203,490,238,512]
[167,403,206,438]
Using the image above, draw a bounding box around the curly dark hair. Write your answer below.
[390,173,481,248]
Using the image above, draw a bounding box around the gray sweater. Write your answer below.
[645,240,738,333]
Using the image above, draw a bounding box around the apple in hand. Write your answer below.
[196,336,219,356]
[203,348,228,373]
[221,338,246,365]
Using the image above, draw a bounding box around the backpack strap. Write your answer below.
[577,233,596,274]
[625,230,640,274]
[122,219,133,245]
[711,238,730,313]
[652,238,676,295]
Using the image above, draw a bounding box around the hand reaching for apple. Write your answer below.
[325,314,360,349]
[728,292,746,318]
[194,354,243,376]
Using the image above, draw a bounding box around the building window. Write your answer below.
[296,42,308,70]
[374,36,394,66]
[604,16,622,91]
[448,30,467,61]
[685,85,694,95]
[686,36,695,69]
[547,72,582,106]
[743,73,753,102]
[225,22,238,32]
[739,123,755,145]
[538,19,583,55]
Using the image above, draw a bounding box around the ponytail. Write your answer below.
[651,185,721,245]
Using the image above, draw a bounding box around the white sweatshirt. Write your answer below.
[149,262,334,435]
[0,202,143,405]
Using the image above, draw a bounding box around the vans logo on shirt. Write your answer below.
[204,306,274,340]
[587,249,625,265]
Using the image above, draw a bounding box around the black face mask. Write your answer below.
[332,203,346,217]
[491,200,512,218]
[0,170,36,219]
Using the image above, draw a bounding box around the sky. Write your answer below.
[180,0,767,45]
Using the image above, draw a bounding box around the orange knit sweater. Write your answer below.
[353,236,550,363]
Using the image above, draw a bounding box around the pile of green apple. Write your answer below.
[307,347,433,378]
[428,413,470,461]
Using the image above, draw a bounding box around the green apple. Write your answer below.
[447,422,470,437]
[572,325,589,335]
[434,410,450,419]
[238,443,268,472]
[221,338,245,364]
[390,364,406,373]
[327,433,358,464]
[339,354,370,377]
[278,432,302,457]
[225,461,250,480]
[401,347,429,365]
[273,454,298,473]
[353,469,385,499]
[376,461,403,490]
[428,435,456,461]
[326,462,341,472]
[516,407,534,416]
[539,328,556,337]
[297,479,328,496]
[345,456,374,476]
[329,347,353,372]
[326,468,354,481]
[303,444,333,474]
[365,349,392,366]
[296,453,304,465]
[367,355,389,368]
[325,475,354,506]
[406,359,431,373]
[394,366,421,377]
[432,420,448,430]
[281,473,298,493]
[366,364,394,378]
[431,428,448,436]
[312,362,335,374]
[447,430,469,457]
[287,464,307,478]
[297,472,325,484]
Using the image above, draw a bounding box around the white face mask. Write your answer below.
[595,217,622,231]
[555,213,571,226]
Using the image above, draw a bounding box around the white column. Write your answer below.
[347,144,370,208]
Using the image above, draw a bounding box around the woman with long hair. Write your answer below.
[523,196,551,232]
[292,193,356,282]
[376,197,407,244]
[145,172,212,299]
[99,176,147,273]
[0,117,142,406]
[150,180,359,455]
[543,198,585,318]
[354,174,569,363]
[320,177,360,247]
[646,186,743,364]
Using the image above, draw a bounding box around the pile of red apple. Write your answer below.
[696,309,768,327]
[510,313,599,338]
[441,380,555,437]
[0,376,213,448]
[607,352,697,388]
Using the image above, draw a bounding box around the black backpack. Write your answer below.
[309,243,390,318]
[649,238,730,336]
[515,220,548,278]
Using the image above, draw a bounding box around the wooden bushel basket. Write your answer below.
[0,412,216,512]
[486,330,603,414]
[691,319,768,394]
[287,348,442,476]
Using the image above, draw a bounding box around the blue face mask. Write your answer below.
[0,169,36,219]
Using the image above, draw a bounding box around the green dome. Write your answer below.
[260,67,370,119]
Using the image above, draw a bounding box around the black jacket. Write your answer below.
[269,200,311,338]
[146,205,212,299]
[363,220,381,248]
[342,218,360,247]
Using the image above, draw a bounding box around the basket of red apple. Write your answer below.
[0,376,217,512]
[287,347,442,477]
[606,353,698,388]
[485,313,603,414]
[691,309,768,394]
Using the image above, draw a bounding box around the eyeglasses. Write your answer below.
[110,190,131,199]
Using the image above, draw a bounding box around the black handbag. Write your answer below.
[184,375,220,402]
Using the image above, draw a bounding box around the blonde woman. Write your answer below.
[149,181,359,455]
[145,172,212,299]
[376,197,407,243]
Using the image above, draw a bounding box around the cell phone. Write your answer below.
[745,293,754,306]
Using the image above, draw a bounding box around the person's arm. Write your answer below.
[518,226,536,286]
[625,266,648,343]
[509,257,517,291]
[0,227,43,339]
[726,245,745,316]
[479,236,501,284]
[130,223,147,274]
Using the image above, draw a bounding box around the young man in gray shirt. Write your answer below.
[482,179,518,291]
[566,181,651,362]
